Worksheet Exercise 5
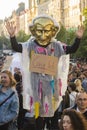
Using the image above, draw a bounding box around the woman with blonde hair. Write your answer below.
[60,109,87,130]
[0,70,19,130]
[74,78,84,92]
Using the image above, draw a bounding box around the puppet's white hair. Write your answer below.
[29,14,60,29]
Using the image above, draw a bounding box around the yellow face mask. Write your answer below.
[29,17,59,46]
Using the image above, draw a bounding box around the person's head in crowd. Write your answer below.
[60,109,87,130]
[14,73,22,82]
[13,67,22,94]
[68,72,78,82]
[14,67,22,82]
[78,73,86,81]
[69,63,73,72]
[82,75,87,92]
[67,82,76,93]
[83,71,87,78]
[76,91,87,113]
[74,78,83,92]
[14,67,21,75]
[68,73,73,82]
[0,70,17,88]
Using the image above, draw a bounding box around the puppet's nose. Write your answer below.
[41,31,46,40]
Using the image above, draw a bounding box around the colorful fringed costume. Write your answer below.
[9,15,82,118]
[21,38,69,117]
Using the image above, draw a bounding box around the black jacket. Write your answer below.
[70,104,87,120]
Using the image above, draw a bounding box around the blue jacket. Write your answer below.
[0,85,19,125]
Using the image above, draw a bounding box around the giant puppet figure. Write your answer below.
[6,14,84,121]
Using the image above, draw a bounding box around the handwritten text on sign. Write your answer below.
[29,54,58,76]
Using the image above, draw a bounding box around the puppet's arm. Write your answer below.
[65,38,80,54]
[5,21,22,52]
[65,26,84,54]
[10,36,22,53]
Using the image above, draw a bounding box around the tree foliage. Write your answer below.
[0,24,87,58]
[56,22,87,58]
[0,35,11,49]
[56,23,76,45]
[56,23,67,43]
[83,7,87,26]
[78,7,87,58]
[16,30,30,42]
[77,28,87,57]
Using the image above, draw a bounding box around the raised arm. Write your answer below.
[65,26,84,54]
[5,21,22,53]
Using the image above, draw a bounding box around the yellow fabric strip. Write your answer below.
[34,102,40,119]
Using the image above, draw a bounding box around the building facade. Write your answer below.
[1,0,87,36]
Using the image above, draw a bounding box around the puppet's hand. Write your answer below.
[76,25,84,39]
[5,20,16,37]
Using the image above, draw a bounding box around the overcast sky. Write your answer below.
[0,0,28,20]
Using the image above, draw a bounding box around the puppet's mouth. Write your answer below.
[36,38,51,46]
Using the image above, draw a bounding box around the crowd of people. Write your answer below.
[0,54,87,130]
[42,59,87,130]
[0,14,87,130]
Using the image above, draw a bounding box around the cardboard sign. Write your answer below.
[29,54,58,76]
